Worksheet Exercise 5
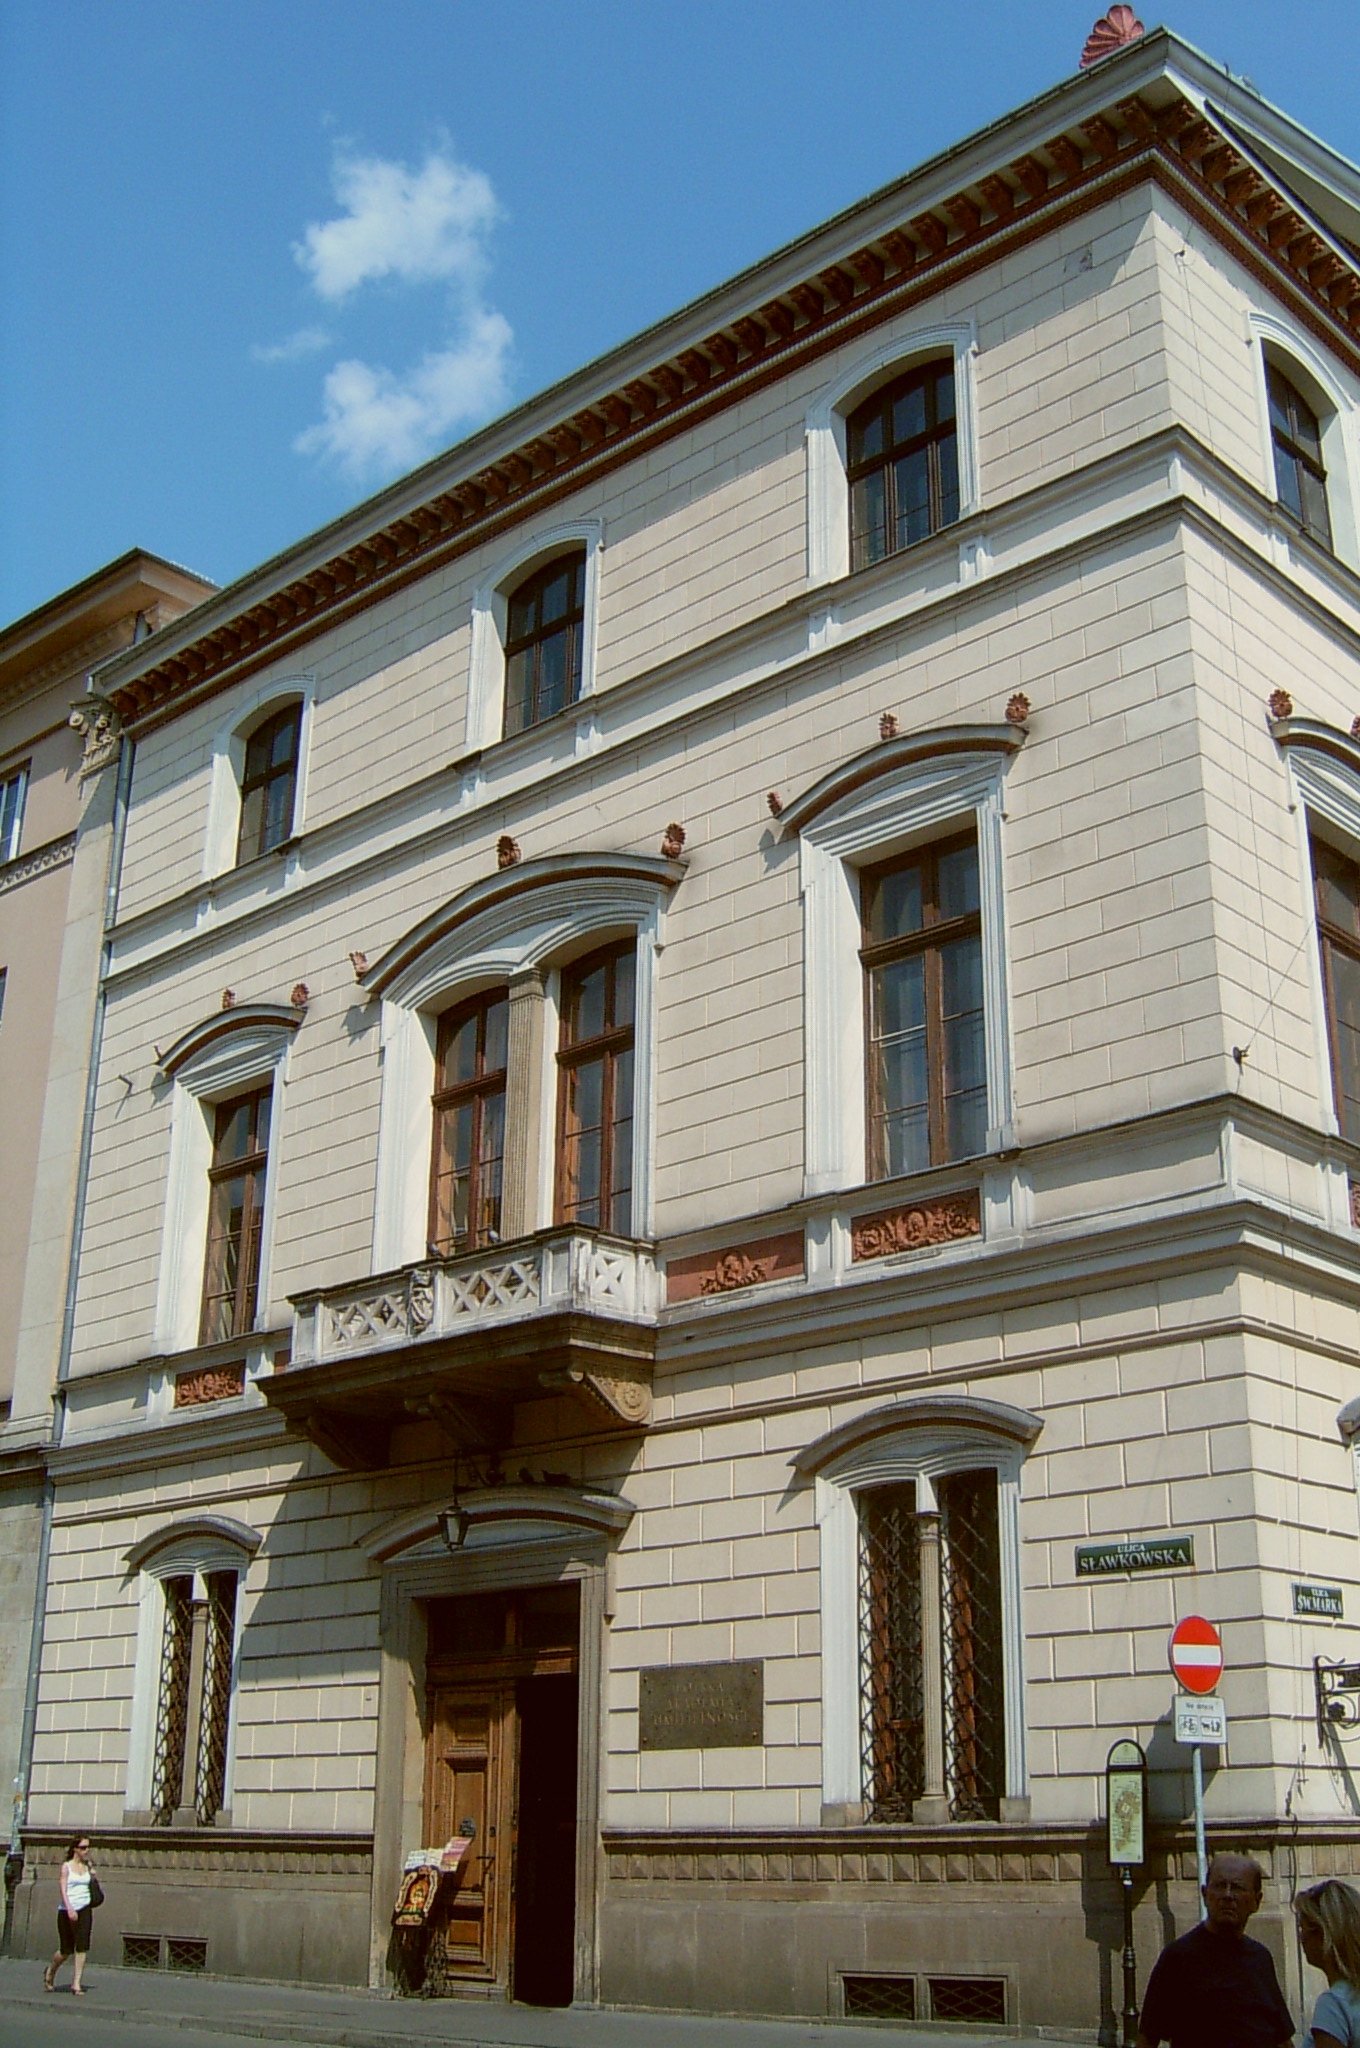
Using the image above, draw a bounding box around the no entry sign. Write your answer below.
[1169,1615,1223,1695]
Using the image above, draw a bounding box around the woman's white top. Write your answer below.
[63,1865,91,1911]
[1310,1980,1360,2048]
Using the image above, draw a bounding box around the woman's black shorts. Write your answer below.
[56,1904,92,1955]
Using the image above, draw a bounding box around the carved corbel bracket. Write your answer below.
[69,693,123,777]
[540,1365,653,1429]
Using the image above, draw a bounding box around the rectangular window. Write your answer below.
[429,988,509,1253]
[0,764,28,864]
[149,1571,238,1826]
[1312,833,1360,1138]
[556,942,635,1234]
[858,1470,1004,1823]
[199,1086,271,1343]
[861,833,985,1179]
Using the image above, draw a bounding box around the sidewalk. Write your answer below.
[0,1959,1090,2048]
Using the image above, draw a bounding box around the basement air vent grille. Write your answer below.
[843,1974,917,2019]
[121,1935,161,1970]
[928,1975,1007,2022]
[166,1936,209,1973]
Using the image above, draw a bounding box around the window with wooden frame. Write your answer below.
[1312,833,1360,1138]
[503,552,587,737]
[861,833,986,1179]
[1268,362,1333,549]
[858,1469,1005,1823]
[556,941,635,1235]
[429,987,509,1254]
[199,1086,272,1343]
[847,360,959,572]
[149,1568,239,1827]
[235,703,301,864]
[0,762,28,864]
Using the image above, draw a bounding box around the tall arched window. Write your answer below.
[556,941,635,1234]
[1268,362,1333,548]
[429,986,509,1253]
[236,701,302,863]
[847,360,959,571]
[503,552,587,736]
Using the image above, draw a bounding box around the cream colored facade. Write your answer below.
[11,30,1360,2029]
[0,554,213,1865]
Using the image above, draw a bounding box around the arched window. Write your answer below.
[1268,362,1332,549]
[556,941,635,1234]
[797,1395,1039,1826]
[429,987,509,1254]
[846,360,959,571]
[236,701,302,863]
[503,552,587,736]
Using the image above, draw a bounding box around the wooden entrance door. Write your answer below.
[424,1684,516,1989]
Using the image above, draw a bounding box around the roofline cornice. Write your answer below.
[93,46,1360,733]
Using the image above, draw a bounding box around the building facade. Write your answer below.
[0,553,213,1871]
[12,24,1360,2029]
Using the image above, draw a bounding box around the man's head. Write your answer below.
[1203,1853,1264,1935]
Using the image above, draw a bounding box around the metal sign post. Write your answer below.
[1106,1738,1147,2048]
[1169,1618,1224,1909]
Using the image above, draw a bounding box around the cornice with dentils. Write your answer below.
[93,35,1360,737]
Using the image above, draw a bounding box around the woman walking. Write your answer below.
[44,1834,95,1995]
[1297,1878,1360,2048]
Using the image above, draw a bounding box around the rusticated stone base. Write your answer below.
[599,1819,1360,2031]
[14,1828,373,1987]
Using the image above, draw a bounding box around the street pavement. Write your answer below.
[0,1959,1086,2048]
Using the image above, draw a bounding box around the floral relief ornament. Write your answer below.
[851,1190,982,1262]
[68,695,122,775]
[173,1363,246,1408]
[701,1251,773,1295]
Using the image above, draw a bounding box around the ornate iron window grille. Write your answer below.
[149,1576,193,1825]
[858,1482,923,1820]
[939,1468,1005,1820]
[196,1572,238,1824]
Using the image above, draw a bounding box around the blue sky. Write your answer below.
[2,1,1358,627]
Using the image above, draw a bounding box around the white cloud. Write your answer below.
[293,308,513,479]
[285,141,514,482]
[251,326,332,364]
[294,148,498,302]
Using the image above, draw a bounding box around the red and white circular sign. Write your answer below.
[1169,1615,1223,1695]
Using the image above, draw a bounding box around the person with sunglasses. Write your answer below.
[44,1834,96,1995]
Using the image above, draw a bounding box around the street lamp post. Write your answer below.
[1106,1738,1147,2048]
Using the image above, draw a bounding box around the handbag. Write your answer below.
[88,1875,104,1910]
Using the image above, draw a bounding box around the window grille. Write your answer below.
[940,1468,1005,1821]
[149,1576,193,1825]
[195,1571,238,1825]
[843,1974,917,2019]
[122,1934,162,1970]
[858,1482,923,1820]
[928,1975,1006,2022]
[166,1937,209,1973]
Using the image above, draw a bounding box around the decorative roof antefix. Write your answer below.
[96,56,1360,736]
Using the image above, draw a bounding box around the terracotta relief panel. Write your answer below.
[173,1362,246,1408]
[666,1231,805,1304]
[850,1188,981,1263]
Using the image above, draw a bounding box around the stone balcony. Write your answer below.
[268,1228,660,1467]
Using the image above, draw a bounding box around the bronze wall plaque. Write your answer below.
[638,1659,764,1750]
